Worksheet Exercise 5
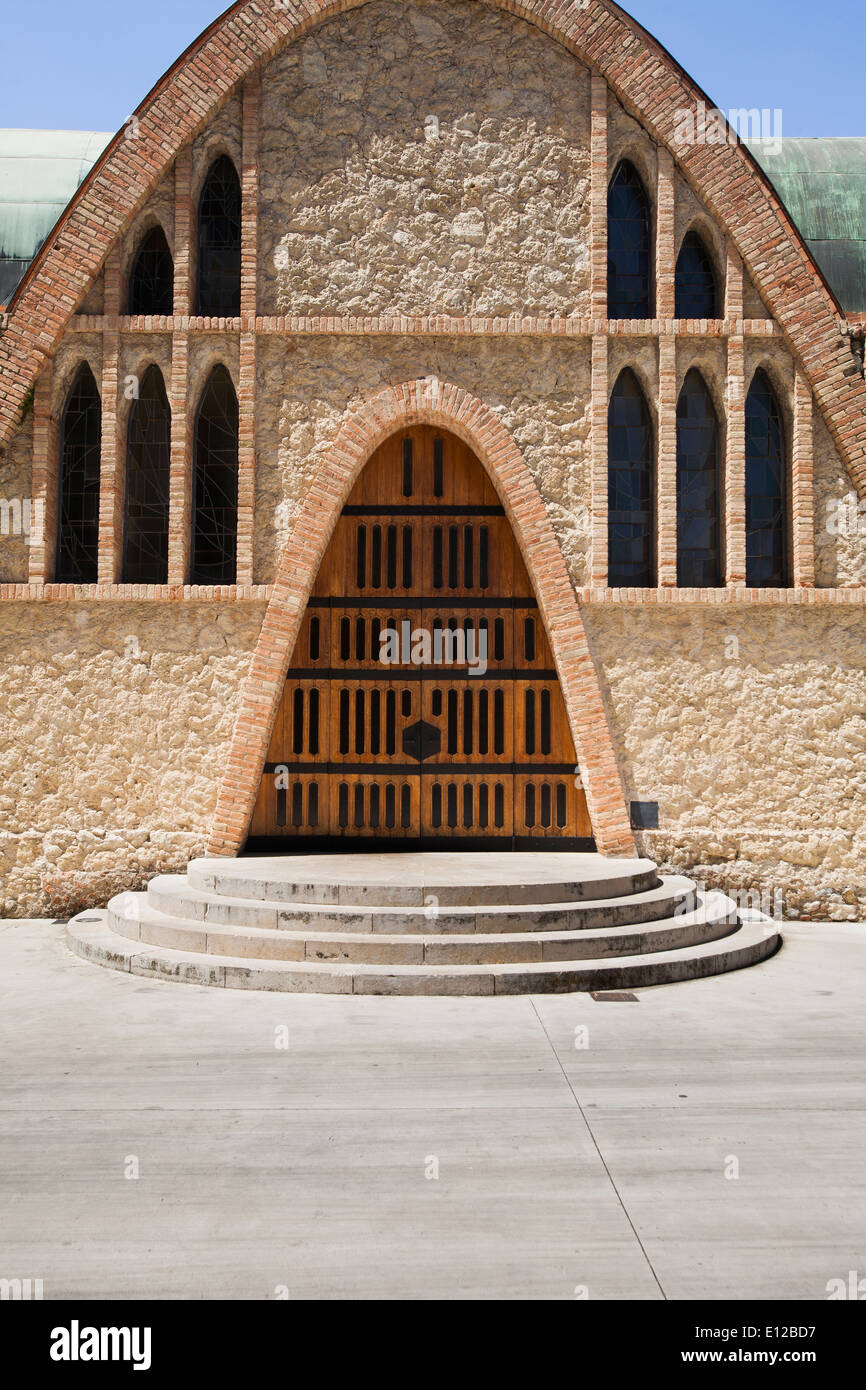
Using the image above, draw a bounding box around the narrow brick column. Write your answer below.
[725,239,744,322]
[241,75,260,316]
[168,151,192,584]
[237,75,260,586]
[237,334,256,585]
[28,370,56,583]
[173,148,193,316]
[657,336,677,585]
[167,335,190,585]
[590,74,608,317]
[656,149,676,319]
[793,366,815,587]
[725,334,747,585]
[97,249,123,583]
[590,333,608,586]
[725,243,746,584]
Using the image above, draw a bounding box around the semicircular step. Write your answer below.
[185,851,660,908]
[67,912,781,995]
[104,890,738,965]
[140,873,697,935]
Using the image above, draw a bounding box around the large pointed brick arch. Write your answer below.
[1,0,865,494]
[208,378,636,858]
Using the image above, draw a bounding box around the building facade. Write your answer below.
[0,0,865,920]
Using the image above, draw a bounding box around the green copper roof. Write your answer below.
[1,129,864,312]
[0,129,112,303]
[749,138,866,312]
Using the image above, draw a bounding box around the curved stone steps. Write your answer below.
[187,851,659,907]
[140,873,697,935]
[67,912,781,995]
[67,852,781,995]
[104,889,737,965]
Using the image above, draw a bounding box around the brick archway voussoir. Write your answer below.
[207,378,636,859]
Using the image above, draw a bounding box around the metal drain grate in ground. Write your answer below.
[590,991,639,1002]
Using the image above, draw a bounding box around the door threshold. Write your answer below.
[243,836,597,855]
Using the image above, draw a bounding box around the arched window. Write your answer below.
[192,365,238,585]
[128,226,174,316]
[676,369,721,587]
[675,230,718,319]
[56,364,101,583]
[124,366,171,584]
[196,156,241,317]
[746,369,787,587]
[608,369,654,587]
[608,161,652,319]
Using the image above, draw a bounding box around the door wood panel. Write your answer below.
[249,426,594,850]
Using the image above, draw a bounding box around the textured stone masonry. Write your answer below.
[0,0,864,915]
[0,0,863,491]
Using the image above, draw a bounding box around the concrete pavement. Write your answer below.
[1,919,864,1300]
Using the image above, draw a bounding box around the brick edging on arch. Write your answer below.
[207,378,637,858]
[1,0,865,499]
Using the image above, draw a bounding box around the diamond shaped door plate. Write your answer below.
[402,720,442,762]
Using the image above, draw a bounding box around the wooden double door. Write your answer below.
[248,427,593,850]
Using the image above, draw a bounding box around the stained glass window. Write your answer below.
[124,366,171,584]
[608,369,654,587]
[191,365,238,584]
[56,364,101,583]
[677,369,721,587]
[746,369,788,587]
[675,231,718,319]
[608,161,652,319]
[196,156,241,317]
[128,226,174,316]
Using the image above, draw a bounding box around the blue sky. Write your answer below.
[0,0,861,137]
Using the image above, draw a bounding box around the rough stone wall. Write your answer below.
[258,1,592,318]
[585,605,866,919]
[0,414,33,583]
[608,336,657,408]
[3,591,862,917]
[674,174,725,287]
[0,602,264,916]
[676,338,727,415]
[744,338,794,417]
[254,334,592,586]
[813,412,866,587]
[607,88,657,200]
[189,334,241,407]
[79,273,104,316]
[743,270,771,318]
[0,0,865,918]
[120,335,172,396]
[120,177,176,294]
[193,94,242,198]
[51,334,102,417]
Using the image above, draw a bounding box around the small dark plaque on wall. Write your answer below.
[630,801,659,830]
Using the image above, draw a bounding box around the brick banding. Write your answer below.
[64,315,781,338]
[2,583,864,605]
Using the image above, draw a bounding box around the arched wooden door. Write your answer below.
[247,427,594,850]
